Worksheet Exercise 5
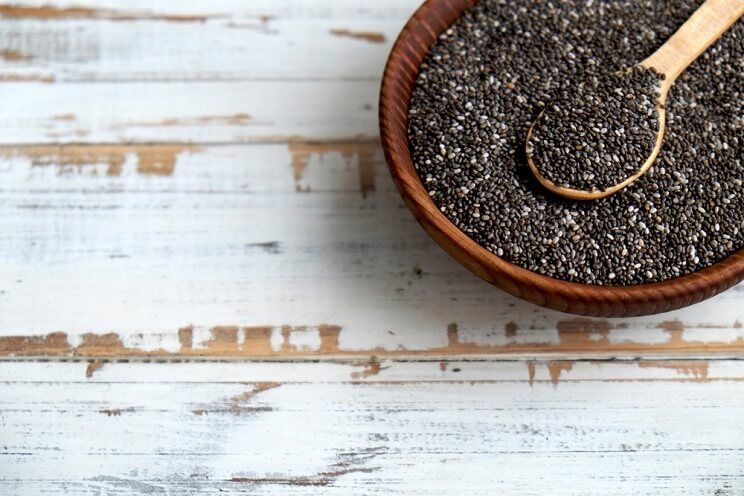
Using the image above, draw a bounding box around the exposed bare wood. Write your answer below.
[0,82,379,143]
[4,359,744,384]
[2,320,744,359]
[0,72,53,82]
[0,5,215,22]
[0,144,200,176]
[0,1,742,493]
[0,141,740,358]
[0,49,31,61]
[329,29,386,43]
[85,359,105,378]
[110,114,252,128]
[2,361,744,494]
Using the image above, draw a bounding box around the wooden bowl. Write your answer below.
[379,0,744,317]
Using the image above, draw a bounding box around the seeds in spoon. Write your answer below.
[527,67,663,192]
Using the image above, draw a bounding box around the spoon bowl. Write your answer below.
[525,0,743,200]
[526,99,667,201]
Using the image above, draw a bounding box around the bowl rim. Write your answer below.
[378,0,744,316]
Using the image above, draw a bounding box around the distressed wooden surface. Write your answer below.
[1,0,743,494]
[3,360,744,495]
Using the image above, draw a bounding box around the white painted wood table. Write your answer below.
[1,1,743,494]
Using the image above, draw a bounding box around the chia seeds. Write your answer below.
[527,66,663,191]
[407,0,743,285]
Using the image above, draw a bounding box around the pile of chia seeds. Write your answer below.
[408,0,743,285]
[527,66,663,191]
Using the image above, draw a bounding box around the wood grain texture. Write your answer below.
[0,82,379,144]
[642,0,744,85]
[0,0,419,82]
[2,361,744,495]
[379,0,744,317]
[0,0,743,494]
[0,143,743,359]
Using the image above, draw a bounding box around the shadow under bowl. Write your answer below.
[378,0,744,317]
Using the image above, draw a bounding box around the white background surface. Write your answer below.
[0,1,742,494]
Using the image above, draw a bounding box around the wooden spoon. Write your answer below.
[526,0,744,201]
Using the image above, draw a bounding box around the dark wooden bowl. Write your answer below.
[379,0,744,317]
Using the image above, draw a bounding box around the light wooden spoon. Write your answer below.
[526,0,744,201]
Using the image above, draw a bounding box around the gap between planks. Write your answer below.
[2,357,740,384]
[2,319,743,360]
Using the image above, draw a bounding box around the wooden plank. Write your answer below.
[0,142,385,193]
[1,360,744,495]
[0,11,410,82]
[0,1,741,494]
[0,81,378,144]
[0,0,420,83]
[0,0,422,19]
[1,1,741,495]
[0,143,742,359]
[1,358,739,383]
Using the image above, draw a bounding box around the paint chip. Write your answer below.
[0,5,213,22]
[0,144,197,177]
[178,326,194,351]
[638,360,710,381]
[85,359,105,378]
[351,359,387,380]
[546,361,574,385]
[0,49,32,61]
[330,29,386,43]
[192,382,280,416]
[287,140,380,196]
[319,324,342,353]
[99,407,136,416]
[658,320,685,343]
[556,318,612,345]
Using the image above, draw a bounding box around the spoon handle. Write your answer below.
[642,0,744,95]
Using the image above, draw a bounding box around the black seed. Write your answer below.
[528,67,662,191]
[407,0,743,286]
